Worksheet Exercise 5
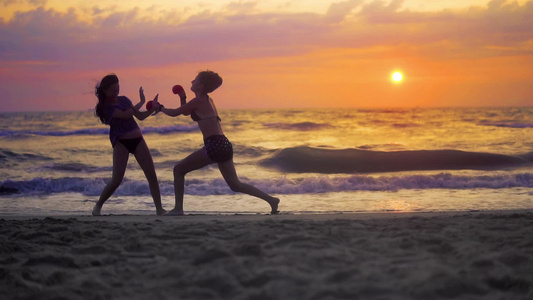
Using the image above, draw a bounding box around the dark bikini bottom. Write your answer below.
[204,135,233,162]
[116,137,143,154]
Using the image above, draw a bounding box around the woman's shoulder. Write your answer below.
[194,96,214,107]
[117,96,133,109]
[117,96,131,103]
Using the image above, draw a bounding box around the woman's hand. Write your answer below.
[139,86,146,105]
[151,94,160,114]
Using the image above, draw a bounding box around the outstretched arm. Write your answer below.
[160,98,197,117]
[160,106,184,117]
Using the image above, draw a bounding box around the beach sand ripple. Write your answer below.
[1,211,532,299]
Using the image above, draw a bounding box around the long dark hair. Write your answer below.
[95,74,119,124]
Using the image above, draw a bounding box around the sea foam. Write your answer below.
[0,124,198,137]
[2,173,531,196]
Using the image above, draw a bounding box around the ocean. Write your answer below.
[1,107,532,216]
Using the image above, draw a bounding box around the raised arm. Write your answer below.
[111,93,158,120]
[134,94,159,120]
[133,86,146,112]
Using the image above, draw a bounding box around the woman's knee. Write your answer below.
[227,181,242,192]
[108,177,123,189]
[141,165,157,181]
[145,172,158,184]
[173,164,185,177]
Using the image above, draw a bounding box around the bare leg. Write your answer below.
[218,159,280,214]
[93,144,129,216]
[134,139,166,215]
[166,148,213,216]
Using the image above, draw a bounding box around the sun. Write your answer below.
[392,72,403,82]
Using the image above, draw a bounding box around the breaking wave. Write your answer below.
[261,147,532,174]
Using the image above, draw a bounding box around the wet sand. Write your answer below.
[1,210,532,299]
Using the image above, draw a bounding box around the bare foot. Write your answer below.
[269,197,280,214]
[156,208,167,216]
[164,209,184,216]
[92,204,102,216]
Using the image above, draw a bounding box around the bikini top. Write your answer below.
[190,111,221,122]
[190,97,221,122]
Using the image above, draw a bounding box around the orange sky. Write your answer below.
[0,0,531,111]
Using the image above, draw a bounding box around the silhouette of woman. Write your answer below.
[159,71,279,215]
[93,74,165,216]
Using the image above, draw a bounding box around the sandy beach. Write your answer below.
[1,210,532,300]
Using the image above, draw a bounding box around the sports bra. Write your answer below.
[190,110,221,122]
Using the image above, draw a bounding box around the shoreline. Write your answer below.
[2,208,533,222]
[2,209,532,299]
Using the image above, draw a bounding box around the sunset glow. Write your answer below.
[0,0,532,111]
[392,72,403,82]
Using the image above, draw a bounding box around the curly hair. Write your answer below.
[197,70,223,93]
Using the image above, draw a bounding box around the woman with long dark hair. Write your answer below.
[93,74,165,216]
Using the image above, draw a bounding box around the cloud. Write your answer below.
[1,0,45,7]
[324,0,363,23]
[225,1,259,14]
[0,0,531,73]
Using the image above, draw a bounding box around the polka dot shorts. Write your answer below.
[204,135,233,162]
